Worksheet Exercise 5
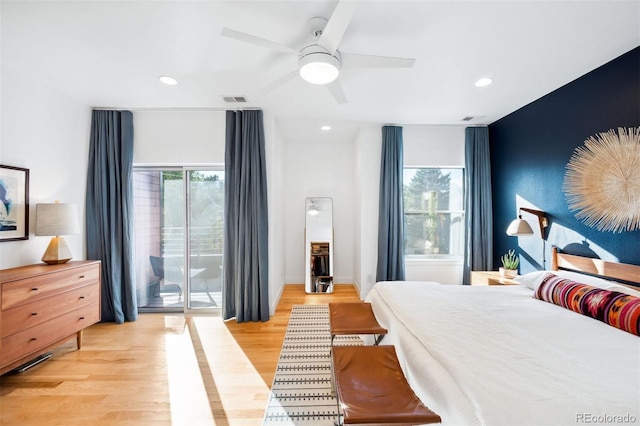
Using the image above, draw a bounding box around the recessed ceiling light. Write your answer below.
[475,78,492,87]
[320,125,331,131]
[159,75,178,86]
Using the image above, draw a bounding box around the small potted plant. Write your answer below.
[500,249,519,278]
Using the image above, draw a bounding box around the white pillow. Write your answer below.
[515,269,640,297]
[607,284,640,298]
[514,271,553,290]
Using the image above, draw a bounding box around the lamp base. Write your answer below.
[42,236,73,265]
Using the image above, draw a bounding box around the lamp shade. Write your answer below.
[506,217,534,236]
[36,203,80,236]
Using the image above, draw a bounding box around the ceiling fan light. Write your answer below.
[308,203,320,215]
[299,53,340,85]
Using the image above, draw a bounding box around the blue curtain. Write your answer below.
[223,110,269,322]
[376,126,405,282]
[463,126,493,284]
[86,110,137,323]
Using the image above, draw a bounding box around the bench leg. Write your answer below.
[334,400,343,426]
[331,348,343,425]
[330,347,336,396]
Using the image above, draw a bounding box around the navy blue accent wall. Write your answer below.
[489,47,640,273]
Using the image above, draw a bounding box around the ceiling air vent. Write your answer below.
[223,96,248,103]
[461,115,486,122]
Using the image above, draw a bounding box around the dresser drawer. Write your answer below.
[1,283,99,338]
[2,264,99,310]
[0,302,99,365]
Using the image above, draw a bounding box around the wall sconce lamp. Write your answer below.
[36,201,80,265]
[506,207,549,269]
[506,207,549,238]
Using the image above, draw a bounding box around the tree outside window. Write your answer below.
[403,168,464,258]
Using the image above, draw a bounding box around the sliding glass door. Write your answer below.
[133,167,224,313]
[186,170,224,309]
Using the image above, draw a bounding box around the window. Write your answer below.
[403,168,464,258]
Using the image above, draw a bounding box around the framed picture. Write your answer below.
[0,165,29,241]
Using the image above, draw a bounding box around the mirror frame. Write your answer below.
[304,197,334,293]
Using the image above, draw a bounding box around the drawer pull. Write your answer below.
[79,275,85,279]
[31,312,38,316]
[31,287,39,291]
[79,316,85,320]
[30,337,37,342]
[79,296,85,299]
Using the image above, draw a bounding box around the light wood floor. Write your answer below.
[0,284,361,425]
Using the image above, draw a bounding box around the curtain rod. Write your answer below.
[398,123,489,128]
[91,108,488,126]
[92,107,262,112]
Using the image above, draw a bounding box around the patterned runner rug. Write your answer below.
[263,304,362,425]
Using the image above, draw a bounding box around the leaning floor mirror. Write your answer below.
[304,197,334,293]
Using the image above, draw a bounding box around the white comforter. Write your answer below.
[366,281,640,426]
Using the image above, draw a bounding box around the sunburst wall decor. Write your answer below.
[563,127,640,233]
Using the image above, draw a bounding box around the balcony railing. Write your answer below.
[161,226,223,257]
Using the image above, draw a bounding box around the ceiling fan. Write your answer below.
[221,0,416,104]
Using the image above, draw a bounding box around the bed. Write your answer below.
[365,249,640,425]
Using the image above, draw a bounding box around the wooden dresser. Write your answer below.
[0,260,101,375]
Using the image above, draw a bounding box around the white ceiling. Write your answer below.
[2,0,639,142]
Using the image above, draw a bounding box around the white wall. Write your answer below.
[405,258,463,284]
[353,125,382,299]
[133,110,225,164]
[0,65,91,269]
[266,113,286,315]
[283,137,355,285]
[403,126,466,167]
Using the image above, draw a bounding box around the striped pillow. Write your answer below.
[534,274,640,336]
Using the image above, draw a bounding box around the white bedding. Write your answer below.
[365,281,640,426]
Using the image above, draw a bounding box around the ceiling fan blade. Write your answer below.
[221,28,299,55]
[326,79,348,104]
[318,1,358,55]
[260,70,299,95]
[341,52,416,69]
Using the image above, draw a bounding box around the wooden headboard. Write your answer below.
[551,247,640,287]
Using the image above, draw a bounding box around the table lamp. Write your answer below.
[36,201,80,264]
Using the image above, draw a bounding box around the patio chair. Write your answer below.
[149,256,184,301]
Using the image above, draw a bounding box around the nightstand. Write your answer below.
[470,270,520,286]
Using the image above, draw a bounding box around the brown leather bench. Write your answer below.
[332,345,441,425]
[329,302,388,345]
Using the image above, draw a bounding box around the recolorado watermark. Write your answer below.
[576,413,637,424]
